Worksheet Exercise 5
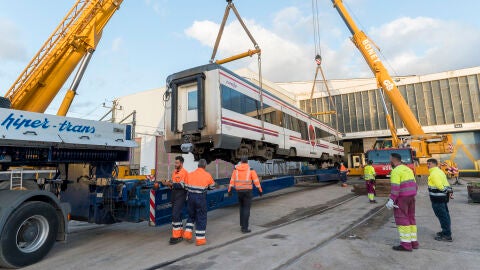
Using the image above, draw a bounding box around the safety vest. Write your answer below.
[228,163,262,192]
[185,168,215,194]
[363,165,376,181]
[171,168,188,189]
[428,167,452,203]
[340,164,349,175]
[389,164,417,201]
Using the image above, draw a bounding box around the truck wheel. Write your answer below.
[0,201,59,268]
[0,97,11,109]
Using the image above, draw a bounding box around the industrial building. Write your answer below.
[281,66,480,172]
[116,66,480,176]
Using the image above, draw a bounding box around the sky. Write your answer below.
[0,0,479,119]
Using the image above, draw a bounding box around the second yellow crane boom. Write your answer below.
[331,0,453,159]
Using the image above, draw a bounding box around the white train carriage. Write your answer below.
[164,64,343,163]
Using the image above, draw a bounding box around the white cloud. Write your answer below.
[184,7,369,81]
[0,19,27,62]
[368,16,480,75]
[184,8,480,82]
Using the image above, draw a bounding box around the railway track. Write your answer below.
[145,188,363,270]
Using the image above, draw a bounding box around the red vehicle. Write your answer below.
[365,148,415,178]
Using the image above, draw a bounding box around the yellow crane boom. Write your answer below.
[4,0,123,116]
[331,0,453,159]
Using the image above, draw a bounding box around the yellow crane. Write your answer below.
[446,139,480,172]
[4,0,123,116]
[331,0,454,174]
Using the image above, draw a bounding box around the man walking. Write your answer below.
[161,156,189,245]
[364,160,376,203]
[228,157,263,233]
[339,162,349,187]
[183,159,215,246]
[385,153,418,251]
[427,158,453,242]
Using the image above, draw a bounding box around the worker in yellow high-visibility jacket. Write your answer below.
[427,158,453,242]
[363,160,376,203]
[386,153,418,252]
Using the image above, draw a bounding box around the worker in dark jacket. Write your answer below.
[228,157,263,233]
[427,158,453,242]
[183,159,215,246]
[161,156,188,245]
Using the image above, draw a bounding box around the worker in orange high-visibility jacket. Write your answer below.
[339,162,349,187]
[183,159,215,246]
[228,157,263,233]
[161,156,188,245]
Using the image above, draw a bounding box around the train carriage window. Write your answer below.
[291,117,300,133]
[222,84,282,124]
[299,120,308,140]
[315,126,334,142]
[244,97,259,117]
[188,90,198,111]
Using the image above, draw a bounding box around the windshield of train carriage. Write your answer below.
[368,149,413,164]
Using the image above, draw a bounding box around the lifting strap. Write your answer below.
[210,0,265,140]
[308,0,340,145]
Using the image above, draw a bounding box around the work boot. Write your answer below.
[435,235,453,242]
[392,245,412,252]
[169,237,183,245]
[183,231,193,241]
[241,228,251,234]
[369,200,377,204]
[196,239,207,246]
[341,183,348,187]
[436,231,444,237]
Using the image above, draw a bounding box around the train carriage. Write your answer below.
[164,64,343,164]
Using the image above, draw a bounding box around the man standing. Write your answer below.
[385,153,418,251]
[183,159,215,246]
[364,160,376,203]
[228,157,263,233]
[161,156,188,245]
[427,158,453,242]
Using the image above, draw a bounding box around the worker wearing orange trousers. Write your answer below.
[228,157,263,233]
[183,159,215,246]
[161,156,189,245]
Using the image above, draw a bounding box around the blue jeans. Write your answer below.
[340,172,347,183]
[431,202,451,237]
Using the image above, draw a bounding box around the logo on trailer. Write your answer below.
[308,124,316,146]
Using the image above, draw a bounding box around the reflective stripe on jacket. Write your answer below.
[390,164,417,201]
[185,168,215,194]
[228,163,262,192]
[363,165,376,181]
[171,168,188,189]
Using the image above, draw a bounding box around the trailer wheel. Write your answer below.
[0,97,11,108]
[0,201,58,268]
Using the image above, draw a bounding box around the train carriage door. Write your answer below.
[177,83,198,129]
[308,122,316,155]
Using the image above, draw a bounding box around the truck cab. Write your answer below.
[366,148,415,178]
